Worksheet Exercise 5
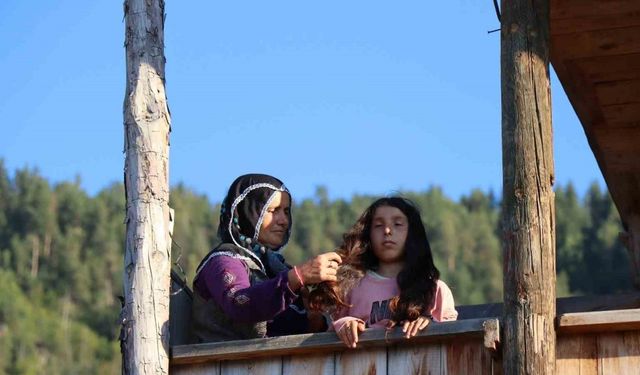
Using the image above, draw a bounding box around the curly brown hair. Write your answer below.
[308,197,440,323]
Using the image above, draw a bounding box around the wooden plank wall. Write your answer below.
[171,340,497,375]
[556,331,640,375]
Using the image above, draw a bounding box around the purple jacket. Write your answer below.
[193,253,309,339]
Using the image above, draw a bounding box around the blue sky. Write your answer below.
[0,0,605,203]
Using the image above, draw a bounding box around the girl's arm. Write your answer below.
[329,293,365,344]
[429,280,458,322]
[194,255,299,323]
[327,291,360,332]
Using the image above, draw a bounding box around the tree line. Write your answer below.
[0,161,633,374]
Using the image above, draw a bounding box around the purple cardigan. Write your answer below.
[193,255,309,336]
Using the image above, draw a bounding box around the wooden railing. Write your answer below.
[169,284,640,375]
[171,318,500,374]
[556,308,640,375]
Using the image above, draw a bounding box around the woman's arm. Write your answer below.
[195,255,299,323]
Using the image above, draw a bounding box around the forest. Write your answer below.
[0,160,633,374]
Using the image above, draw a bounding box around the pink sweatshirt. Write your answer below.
[332,271,458,332]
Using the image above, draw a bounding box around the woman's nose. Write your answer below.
[277,212,289,225]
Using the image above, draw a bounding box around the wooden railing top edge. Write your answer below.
[557,308,640,334]
[171,317,498,365]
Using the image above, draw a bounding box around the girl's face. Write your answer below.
[258,191,291,248]
[370,205,408,265]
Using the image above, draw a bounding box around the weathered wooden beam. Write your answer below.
[122,0,172,374]
[171,318,497,365]
[501,0,556,373]
[557,308,640,334]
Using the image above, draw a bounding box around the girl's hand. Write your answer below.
[337,319,365,348]
[401,316,431,338]
[297,252,342,285]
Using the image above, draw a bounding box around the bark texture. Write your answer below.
[122,0,171,374]
[501,0,556,373]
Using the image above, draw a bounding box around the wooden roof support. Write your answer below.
[122,0,172,373]
[501,0,556,373]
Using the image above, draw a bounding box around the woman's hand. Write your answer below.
[336,319,365,348]
[388,316,431,338]
[298,252,343,285]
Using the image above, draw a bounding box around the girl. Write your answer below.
[192,174,341,342]
[310,197,457,348]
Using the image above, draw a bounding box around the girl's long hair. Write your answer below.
[309,197,440,322]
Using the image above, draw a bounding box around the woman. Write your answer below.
[192,174,342,342]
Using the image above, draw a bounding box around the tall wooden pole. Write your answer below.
[501,0,556,374]
[122,0,172,374]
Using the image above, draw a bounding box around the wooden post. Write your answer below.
[500,0,556,374]
[122,0,172,374]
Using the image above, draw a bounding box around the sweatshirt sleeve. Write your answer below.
[329,290,364,332]
[331,316,365,332]
[429,280,458,322]
[194,255,299,323]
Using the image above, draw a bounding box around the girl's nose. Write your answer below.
[384,227,392,235]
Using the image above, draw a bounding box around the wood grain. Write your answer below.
[597,331,640,375]
[171,362,220,375]
[551,0,640,19]
[389,343,445,375]
[555,335,598,375]
[552,25,640,60]
[335,348,386,375]
[552,11,640,35]
[447,342,495,375]
[501,0,556,373]
[282,354,334,375]
[220,357,282,375]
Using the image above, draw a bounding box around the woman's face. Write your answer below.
[370,205,408,265]
[257,191,291,248]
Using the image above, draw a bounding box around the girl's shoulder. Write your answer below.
[434,279,455,297]
[435,278,451,289]
[431,279,458,321]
